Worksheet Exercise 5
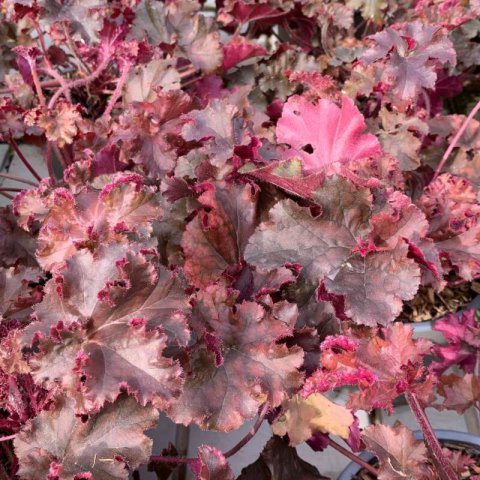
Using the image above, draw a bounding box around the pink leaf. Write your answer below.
[276,95,381,173]
[304,323,434,412]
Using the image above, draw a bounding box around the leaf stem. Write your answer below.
[0,80,60,95]
[178,67,198,79]
[48,54,111,109]
[62,22,91,75]
[406,392,457,480]
[224,402,269,458]
[45,142,55,180]
[329,439,379,477]
[475,350,480,412]
[8,139,42,182]
[150,404,269,467]
[0,188,23,193]
[182,74,205,88]
[433,98,480,180]
[0,173,38,186]
[0,435,15,443]
[103,62,132,118]
[29,59,46,107]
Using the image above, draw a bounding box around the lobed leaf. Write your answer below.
[169,291,303,431]
[14,395,158,480]
[362,423,433,480]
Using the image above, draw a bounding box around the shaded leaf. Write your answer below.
[241,158,325,201]
[223,36,267,70]
[182,183,257,287]
[182,98,248,168]
[362,423,433,480]
[436,373,480,414]
[237,436,329,480]
[125,59,181,104]
[114,91,195,177]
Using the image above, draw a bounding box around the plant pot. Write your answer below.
[336,430,480,480]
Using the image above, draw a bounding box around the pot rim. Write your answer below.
[336,429,480,480]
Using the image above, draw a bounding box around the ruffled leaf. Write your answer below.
[169,289,303,431]
[14,395,158,480]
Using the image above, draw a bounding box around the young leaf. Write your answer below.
[192,446,235,480]
[369,191,429,248]
[272,393,354,445]
[431,309,480,374]
[304,323,434,412]
[36,175,162,270]
[417,173,480,241]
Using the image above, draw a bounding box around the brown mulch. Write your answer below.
[398,282,480,323]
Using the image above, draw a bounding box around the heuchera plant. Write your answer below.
[0,0,480,479]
